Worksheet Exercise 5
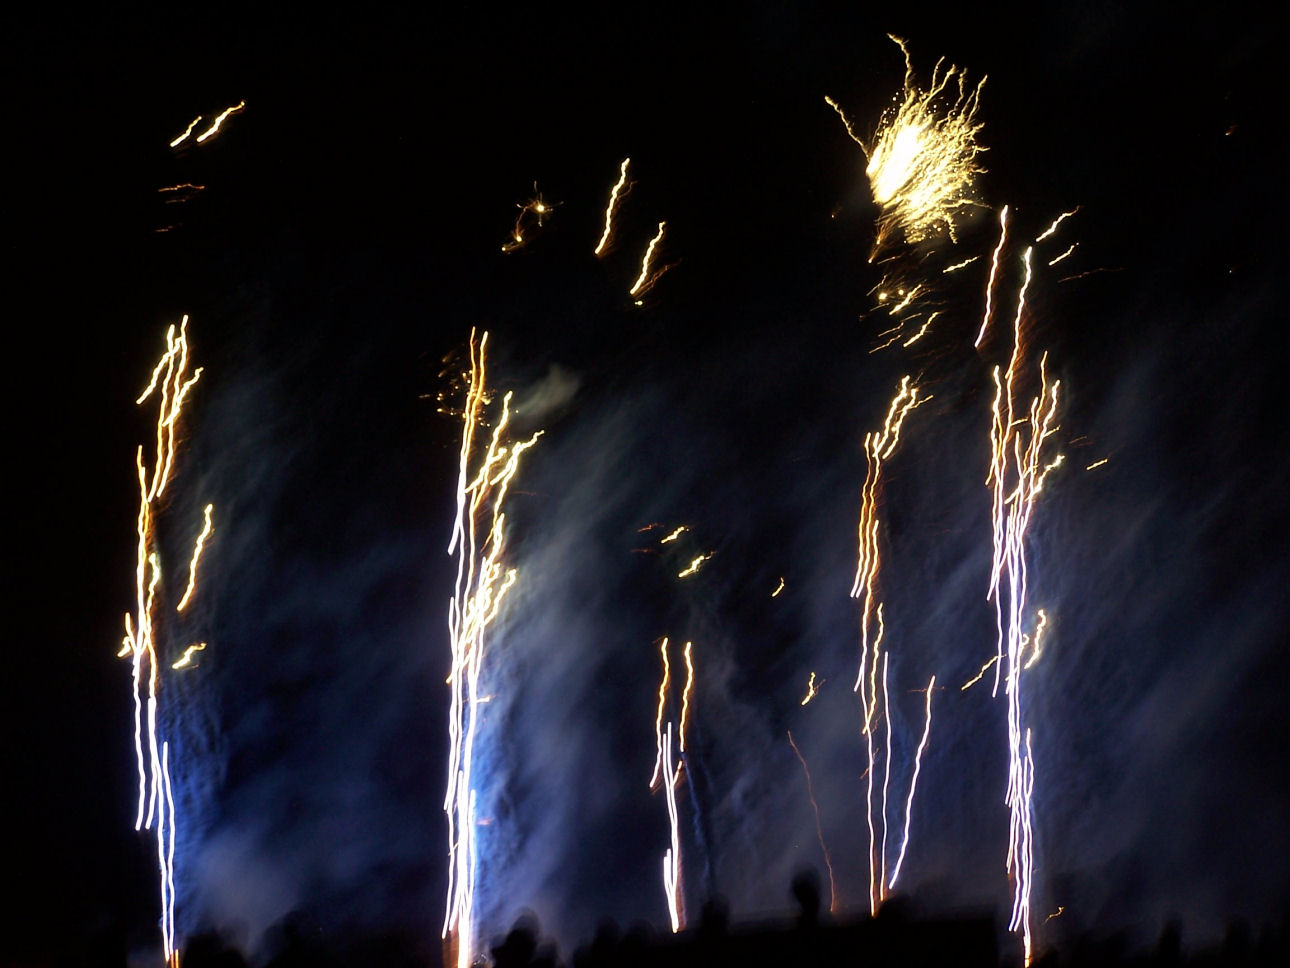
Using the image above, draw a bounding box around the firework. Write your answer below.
[831,36,987,259]
[849,376,929,913]
[982,245,1064,964]
[442,329,542,968]
[120,317,212,966]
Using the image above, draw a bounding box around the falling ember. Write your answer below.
[629,221,673,301]
[594,158,633,256]
[651,637,695,932]
[771,576,786,597]
[120,317,211,967]
[442,329,542,968]
[660,525,688,544]
[194,101,245,144]
[983,243,1065,965]
[787,730,838,912]
[829,36,987,259]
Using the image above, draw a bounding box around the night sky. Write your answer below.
[8,4,1287,966]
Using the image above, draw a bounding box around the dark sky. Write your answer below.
[7,4,1287,966]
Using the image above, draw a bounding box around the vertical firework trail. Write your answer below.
[119,317,213,966]
[442,330,542,968]
[650,637,695,933]
[980,239,1064,965]
[849,377,927,914]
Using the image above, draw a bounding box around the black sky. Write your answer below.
[7,3,1287,965]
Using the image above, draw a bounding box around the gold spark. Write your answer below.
[175,504,214,612]
[1048,244,1077,266]
[594,158,633,256]
[1085,458,1108,471]
[171,643,207,670]
[169,116,203,148]
[961,654,999,691]
[1034,208,1079,242]
[800,672,821,706]
[629,221,673,299]
[677,553,713,578]
[194,101,245,144]
[660,525,688,544]
[771,577,786,597]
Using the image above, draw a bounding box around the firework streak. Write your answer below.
[848,377,936,914]
[442,330,542,968]
[981,239,1064,965]
[119,317,213,966]
[650,637,695,932]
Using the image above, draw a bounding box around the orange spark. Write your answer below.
[787,730,838,911]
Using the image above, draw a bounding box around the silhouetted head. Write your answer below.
[492,913,540,968]
[791,869,821,925]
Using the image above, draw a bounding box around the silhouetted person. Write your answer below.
[572,918,620,968]
[791,870,822,930]
[1154,918,1183,967]
[492,913,540,968]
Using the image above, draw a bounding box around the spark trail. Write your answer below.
[849,376,928,913]
[442,329,542,968]
[650,637,695,932]
[983,245,1064,964]
[120,316,212,966]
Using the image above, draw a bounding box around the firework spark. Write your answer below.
[442,329,543,968]
[594,158,633,256]
[501,186,557,253]
[120,317,210,966]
